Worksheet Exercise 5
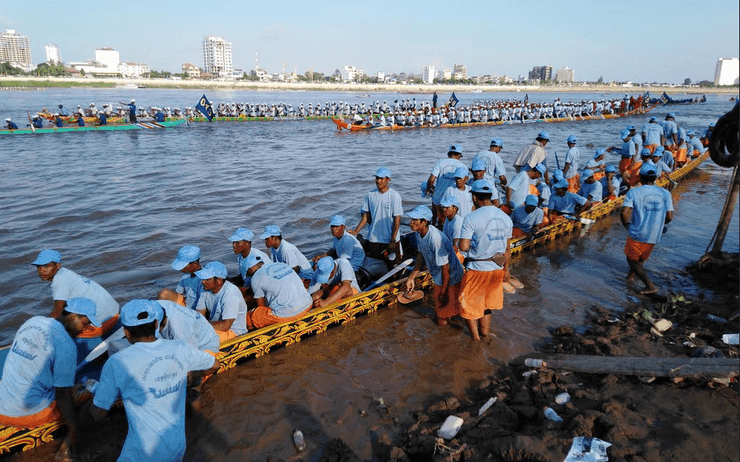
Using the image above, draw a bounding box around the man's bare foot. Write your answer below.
[639,287,658,295]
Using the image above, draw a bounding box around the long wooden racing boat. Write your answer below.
[332,105,656,132]
[36,113,127,125]
[166,115,335,123]
[0,151,709,455]
[0,120,186,135]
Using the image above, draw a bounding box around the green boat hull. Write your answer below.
[0,120,185,135]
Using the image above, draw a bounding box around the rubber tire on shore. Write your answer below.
[709,104,739,168]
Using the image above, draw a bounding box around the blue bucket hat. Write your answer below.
[195,261,228,280]
[259,225,282,239]
[406,205,433,221]
[171,245,200,271]
[374,167,391,178]
[329,214,346,226]
[65,297,102,327]
[120,299,163,327]
[229,227,254,242]
[33,249,62,266]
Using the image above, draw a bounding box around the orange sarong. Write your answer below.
[433,283,460,320]
[512,227,528,238]
[619,158,632,175]
[459,269,505,320]
[624,237,654,262]
[566,175,580,193]
[247,305,312,330]
[0,402,62,427]
[77,314,119,339]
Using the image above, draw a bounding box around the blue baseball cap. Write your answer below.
[649,117,657,122]
[620,129,630,139]
[171,245,200,271]
[626,125,636,131]
[259,225,282,239]
[33,249,61,266]
[313,256,335,284]
[666,113,676,119]
[298,268,314,280]
[448,145,463,155]
[240,254,264,273]
[606,165,618,173]
[195,261,228,280]
[374,167,391,178]
[594,148,607,158]
[640,148,652,157]
[553,169,564,181]
[537,130,550,140]
[471,179,495,193]
[583,169,594,179]
[534,163,547,175]
[686,129,695,136]
[471,158,486,171]
[229,227,254,242]
[65,297,102,327]
[329,214,346,226]
[120,299,163,327]
[524,195,539,206]
[655,146,665,154]
[453,167,469,179]
[566,135,577,143]
[554,179,569,189]
[640,164,657,176]
[440,195,460,208]
[406,205,433,221]
[490,138,503,147]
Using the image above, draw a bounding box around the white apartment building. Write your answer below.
[202,36,233,79]
[118,62,150,78]
[438,69,452,80]
[95,47,120,69]
[45,44,61,64]
[0,29,32,69]
[714,58,739,86]
[453,63,467,80]
[555,66,575,83]
[422,66,435,84]
[341,65,363,82]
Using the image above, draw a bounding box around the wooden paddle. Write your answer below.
[363,258,414,292]
[79,326,126,367]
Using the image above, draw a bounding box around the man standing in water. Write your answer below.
[620,164,674,295]
[458,180,513,340]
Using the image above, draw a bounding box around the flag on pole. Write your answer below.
[448,92,459,108]
[196,94,215,121]
[524,94,529,104]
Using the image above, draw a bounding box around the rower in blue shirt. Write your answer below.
[31,116,43,129]
[58,104,68,116]
[5,118,18,129]
[119,99,137,123]
[55,114,64,127]
[154,109,165,122]
[97,112,107,125]
[76,115,85,127]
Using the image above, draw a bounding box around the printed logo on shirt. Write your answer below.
[149,382,181,399]
[11,344,37,361]
[644,193,665,212]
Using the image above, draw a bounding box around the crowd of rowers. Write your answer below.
[0,110,713,460]
[6,93,647,129]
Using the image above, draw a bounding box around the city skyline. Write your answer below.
[1,0,738,83]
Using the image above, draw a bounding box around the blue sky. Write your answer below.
[1,0,737,83]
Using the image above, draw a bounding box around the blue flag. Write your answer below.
[196,94,215,121]
[448,92,459,108]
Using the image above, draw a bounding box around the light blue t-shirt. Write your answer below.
[52,267,119,322]
[271,240,311,271]
[474,150,507,183]
[205,280,248,336]
[511,205,544,233]
[93,339,215,462]
[623,185,674,244]
[460,205,513,271]
[688,137,706,154]
[416,226,464,286]
[443,184,476,217]
[442,213,464,242]
[430,158,467,204]
[332,232,365,271]
[537,182,551,208]
[563,147,580,179]
[600,175,621,197]
[176,273,207,311]
[308,258,361,295]
[616,140,636,159]
[549,191,588,215]
[579,180,603,202]
[0,317,76,417]
[237,248,270,287]
[662,120,678,145]
[507,171,534,208]
[361,188,404,244]
[643,123,664,145]
[632,133,643,155]
[251,262,313,317]
[157,300,220,352]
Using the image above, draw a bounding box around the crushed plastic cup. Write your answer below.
[437,415,464,439]
[722,333,739,345]
[555,392,571,405]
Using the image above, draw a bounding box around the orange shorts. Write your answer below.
[625,237,654,262]
[512,227,528,238]
[215,329,239,342]
[247,305,312,330]
[593,172,605,181]
[500,205,512,215]
[619,158,632,174]
[0,401,62,427]
[606,194,617,201]
[540,208,550,226]
[692,149,701,158]
[675,147,688,163]
[454,248,464,264]
[77,314,119,338]
[626,162,643,186]
[459,269,505,320]
[566,175,580,193]
[644,144,658,154]
[433,283,460,320]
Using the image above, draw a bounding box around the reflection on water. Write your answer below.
[1,89,737,460]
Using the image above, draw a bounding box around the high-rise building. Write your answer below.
[555,66,575,83]
[528,65,553,81]
[45,44,61,64]
[202,36,233,79]
[714,58,739,86]
[438,69,452,81]
[422,66,435,84]
[0,29,32,69]
[341,65,362,82]
[453,63,467,80]
[95,47,120,69]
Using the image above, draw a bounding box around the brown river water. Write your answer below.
[1,90,737,461]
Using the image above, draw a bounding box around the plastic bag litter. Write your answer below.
[564,436,611,462]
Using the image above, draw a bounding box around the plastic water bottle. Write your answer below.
[722,333,739,345]
[524,358,546,368]
[84,379,99,395]
[543,407,563,423]
[293,430,306,452]
[555,392,570,405]
[706,314,728,324]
